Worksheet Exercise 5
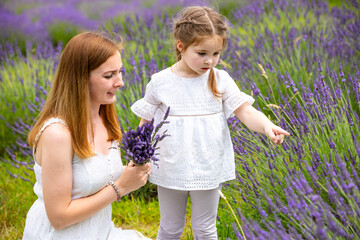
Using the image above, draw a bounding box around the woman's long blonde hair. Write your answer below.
[28,32,122,159]
[174,6,228,98]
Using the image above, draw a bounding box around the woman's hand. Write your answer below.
[264,124,290,145]
[115,161,151,197]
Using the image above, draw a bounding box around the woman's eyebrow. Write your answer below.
[103,67,123,74]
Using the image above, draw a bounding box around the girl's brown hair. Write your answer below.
[28,32,122,159]
[174,6,228,98]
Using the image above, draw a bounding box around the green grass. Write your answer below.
[113,194,194,239]
[0,162,36,240]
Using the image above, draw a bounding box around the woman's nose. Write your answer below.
[114,74,124,88]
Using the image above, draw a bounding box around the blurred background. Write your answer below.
[1,0,359,239]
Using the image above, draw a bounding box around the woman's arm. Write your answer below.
[233,102,290,144]
[39,123,150,230]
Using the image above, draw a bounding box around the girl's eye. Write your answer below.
[214,52,220,56]
[197,52,206,56]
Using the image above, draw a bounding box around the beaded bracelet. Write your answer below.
[108,181,121,202]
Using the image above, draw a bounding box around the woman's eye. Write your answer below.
[104,74,113,79]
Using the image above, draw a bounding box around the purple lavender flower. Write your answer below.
[121,107,170,166]
[250,82,261,97]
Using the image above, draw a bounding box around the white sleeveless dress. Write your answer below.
[23,118,151,240]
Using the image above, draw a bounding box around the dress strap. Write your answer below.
[33,117,67,154]
[110,140,119,150]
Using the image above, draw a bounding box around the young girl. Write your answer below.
[23,32,151,239]
[131,6,290,239]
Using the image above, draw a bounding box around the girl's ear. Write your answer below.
[176,40,183,52]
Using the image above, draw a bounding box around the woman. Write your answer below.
[23,32,152,239]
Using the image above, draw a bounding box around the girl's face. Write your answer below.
[178,36,223,77]
[89,51,124,106]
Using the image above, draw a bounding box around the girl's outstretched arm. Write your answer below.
[233,102,290,144]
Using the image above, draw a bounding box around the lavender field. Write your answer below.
[1,0,360,239]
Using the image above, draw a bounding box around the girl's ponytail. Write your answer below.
[209,68,221,98]
[176,48,181,61]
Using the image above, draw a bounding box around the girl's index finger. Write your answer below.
[274,126,290,136]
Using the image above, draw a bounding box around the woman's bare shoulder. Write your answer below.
[38,122,72,151]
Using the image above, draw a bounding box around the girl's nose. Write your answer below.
[205,58,212,65]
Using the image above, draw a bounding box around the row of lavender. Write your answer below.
[223,0,360,239]
[0,0,176,44]
[1,0,359,238]
[0,0,237,48]
[227,63,360,239]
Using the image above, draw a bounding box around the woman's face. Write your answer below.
[89,51,124,106]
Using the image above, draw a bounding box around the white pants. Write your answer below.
[156,185,221,240]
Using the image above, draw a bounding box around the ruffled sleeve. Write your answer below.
[220,71,255,119]
[131,80,160,121]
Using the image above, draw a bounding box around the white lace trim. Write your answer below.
[33,117,67,155]
[166,96,222,114]
[223,92,255,118]
[131,99,159,121]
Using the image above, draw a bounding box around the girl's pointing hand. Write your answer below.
[265,125,290,145]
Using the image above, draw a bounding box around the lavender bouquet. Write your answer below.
[121,107,170,166]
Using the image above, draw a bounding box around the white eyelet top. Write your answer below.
[131,68,255,190]
[23,118,150,239]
